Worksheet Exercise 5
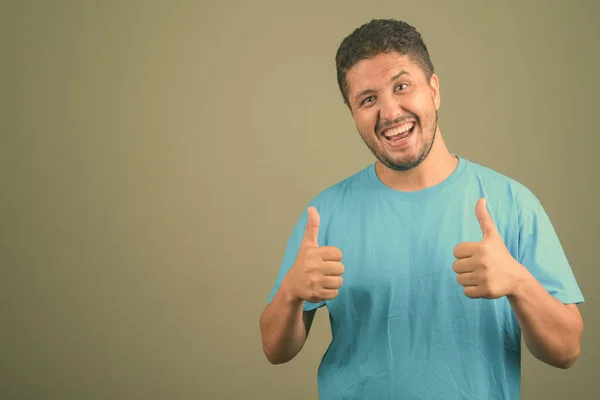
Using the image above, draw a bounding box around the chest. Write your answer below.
[320,197,518,318]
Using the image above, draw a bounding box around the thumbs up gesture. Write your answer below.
[283,207,345,303]
[452,198,526,299]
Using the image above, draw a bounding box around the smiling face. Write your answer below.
[346,52,441,171]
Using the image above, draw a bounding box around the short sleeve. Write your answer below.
[517,191,584,304]
[266,206,326,312]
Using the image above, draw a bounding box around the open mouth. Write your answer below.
[381,121,416,142]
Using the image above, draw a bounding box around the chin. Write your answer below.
[382,150,428,171]
[385,159,423,171]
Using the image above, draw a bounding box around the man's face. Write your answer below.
[346,52,440,171]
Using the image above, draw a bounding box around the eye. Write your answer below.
[360,95,376,106]
[395,83,408,91]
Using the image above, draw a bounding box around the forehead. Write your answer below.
[346,52,423,95]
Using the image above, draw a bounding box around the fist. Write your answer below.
[284,207,344,303]
[452,198,526,299]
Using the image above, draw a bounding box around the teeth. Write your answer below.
[383,123,414,138]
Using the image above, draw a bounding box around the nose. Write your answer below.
[378,94,402,123]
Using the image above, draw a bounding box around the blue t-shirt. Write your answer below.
[267,156,584,399]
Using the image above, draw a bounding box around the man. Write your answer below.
[259,19,584,399]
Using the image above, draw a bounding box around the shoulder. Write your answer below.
[461,158,548,231]
[286,164,373,229]
[463,157,541,205]
[308,164,374,210]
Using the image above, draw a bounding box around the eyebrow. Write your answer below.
[353,70,411,103]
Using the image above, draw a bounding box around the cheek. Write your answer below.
[407,102,436,125]
[355,111,377,134]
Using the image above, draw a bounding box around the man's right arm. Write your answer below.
[259,206,342,364]
[259,276,317,364]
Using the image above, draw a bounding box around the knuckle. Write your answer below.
[464,287,476,298]
[480,243,491,256]
[481,282,492,295]
[477,257,489,270]
[307,259,320,272]
[305,248,319,260]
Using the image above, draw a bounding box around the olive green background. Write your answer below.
[2,0,598,399]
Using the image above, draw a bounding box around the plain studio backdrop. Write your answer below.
[1,1,598,399]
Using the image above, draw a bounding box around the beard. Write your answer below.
[358,108,438,171]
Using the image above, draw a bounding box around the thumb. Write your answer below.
[475,198,497,238]
[303,206,320,246]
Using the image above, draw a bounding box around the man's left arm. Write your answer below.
[453,198,584,369]
[507,266,583,369]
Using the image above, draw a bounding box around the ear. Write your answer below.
[429,73,440,111]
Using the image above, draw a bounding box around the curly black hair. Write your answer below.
[335,19,435,106]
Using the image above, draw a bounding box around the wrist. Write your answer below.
[280,276,304,307]
[508,262,532,299]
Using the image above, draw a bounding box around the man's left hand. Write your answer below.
[452,198,527,299]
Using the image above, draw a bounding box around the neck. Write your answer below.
[375,127,459,192]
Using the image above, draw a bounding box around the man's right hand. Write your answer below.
[283,206,344,304]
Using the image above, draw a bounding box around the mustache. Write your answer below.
[375,113,419,134]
